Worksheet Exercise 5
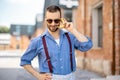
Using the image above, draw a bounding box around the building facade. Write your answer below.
[9,24,35,50]
[73,0,120,75]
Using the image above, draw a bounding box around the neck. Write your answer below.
[48,29,60,39]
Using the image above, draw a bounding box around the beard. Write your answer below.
[47,24,59,32]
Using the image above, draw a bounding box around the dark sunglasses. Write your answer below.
[46,19,61,24]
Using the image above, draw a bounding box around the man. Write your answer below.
[20,5,93,80]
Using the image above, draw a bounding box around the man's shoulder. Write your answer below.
[31,35,43,43]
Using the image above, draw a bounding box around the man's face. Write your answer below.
[45,11,61,32]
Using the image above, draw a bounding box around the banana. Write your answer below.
[58,18,65,28]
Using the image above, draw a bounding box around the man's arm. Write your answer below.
[65,22,88,42]
[23,65,52,80]
[20,38,52,80]
[70,29,88,42]
[64,22,92,51]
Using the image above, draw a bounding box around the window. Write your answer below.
[28,26,32,34]
[16,25,20,34]
[98,7,103,47]
[63,10,72,22]
[59,0,79,8]
[92,2,103,48]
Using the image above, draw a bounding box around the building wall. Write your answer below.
[34,23,46,37]
[0,45,10,50]
[114,0,120,75]
[9,36,18,49]
[74,0,119,76]
[20,35,30,50]
[10,35,30,50]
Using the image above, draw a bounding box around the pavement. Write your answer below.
[0,50,103,80]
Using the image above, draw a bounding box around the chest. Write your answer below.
[39,37,72,58]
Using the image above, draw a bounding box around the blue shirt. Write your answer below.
[20,30,93,75]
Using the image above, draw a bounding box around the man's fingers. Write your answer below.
[45,73,52,79]
[46,76,52,80]
[64,23,71,28]
[38,73,52,80]
[67,24,71,28]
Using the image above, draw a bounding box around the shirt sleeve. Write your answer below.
[74,36,93,52]
[20,38,38,66]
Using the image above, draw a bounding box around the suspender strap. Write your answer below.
[65,33,73,71]
[42,36,53,73]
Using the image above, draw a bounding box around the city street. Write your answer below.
[0,0,120,77]
[0,50,103,80]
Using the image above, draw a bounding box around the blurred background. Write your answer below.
[0,0,120,80]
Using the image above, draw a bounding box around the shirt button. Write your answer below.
[61,66,63,69]
[60,58,62,61]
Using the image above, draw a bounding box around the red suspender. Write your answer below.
[42,33,73,73]
[42,36,53,73]
[65,33,73,71]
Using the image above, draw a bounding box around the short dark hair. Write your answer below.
[46,5,61,17]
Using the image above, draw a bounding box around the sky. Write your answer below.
[0,0,45,28]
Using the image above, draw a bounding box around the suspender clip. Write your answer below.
[47,58,50,61]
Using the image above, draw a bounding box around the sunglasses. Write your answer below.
[46,19,61,24]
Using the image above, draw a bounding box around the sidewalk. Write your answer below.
[75,68,103,80]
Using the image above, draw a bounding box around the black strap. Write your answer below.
[42,33,73,73]
[65,33,73,71]
[42,36,53,73]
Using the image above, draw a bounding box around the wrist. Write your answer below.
[70,29,77,34]
[34,72,41,79]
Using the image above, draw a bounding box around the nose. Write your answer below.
[51,21,56,25]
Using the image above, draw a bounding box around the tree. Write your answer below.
[0,26,10,33]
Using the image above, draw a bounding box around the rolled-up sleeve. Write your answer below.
[20,39,38,66]
[74,36,93,52]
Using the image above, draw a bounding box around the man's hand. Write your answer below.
[60,18,75,32]
[64,22,74,33]
[37,73,52,80]
[23,65,52,80]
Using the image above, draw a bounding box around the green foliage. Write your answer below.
[0,26,10,33]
